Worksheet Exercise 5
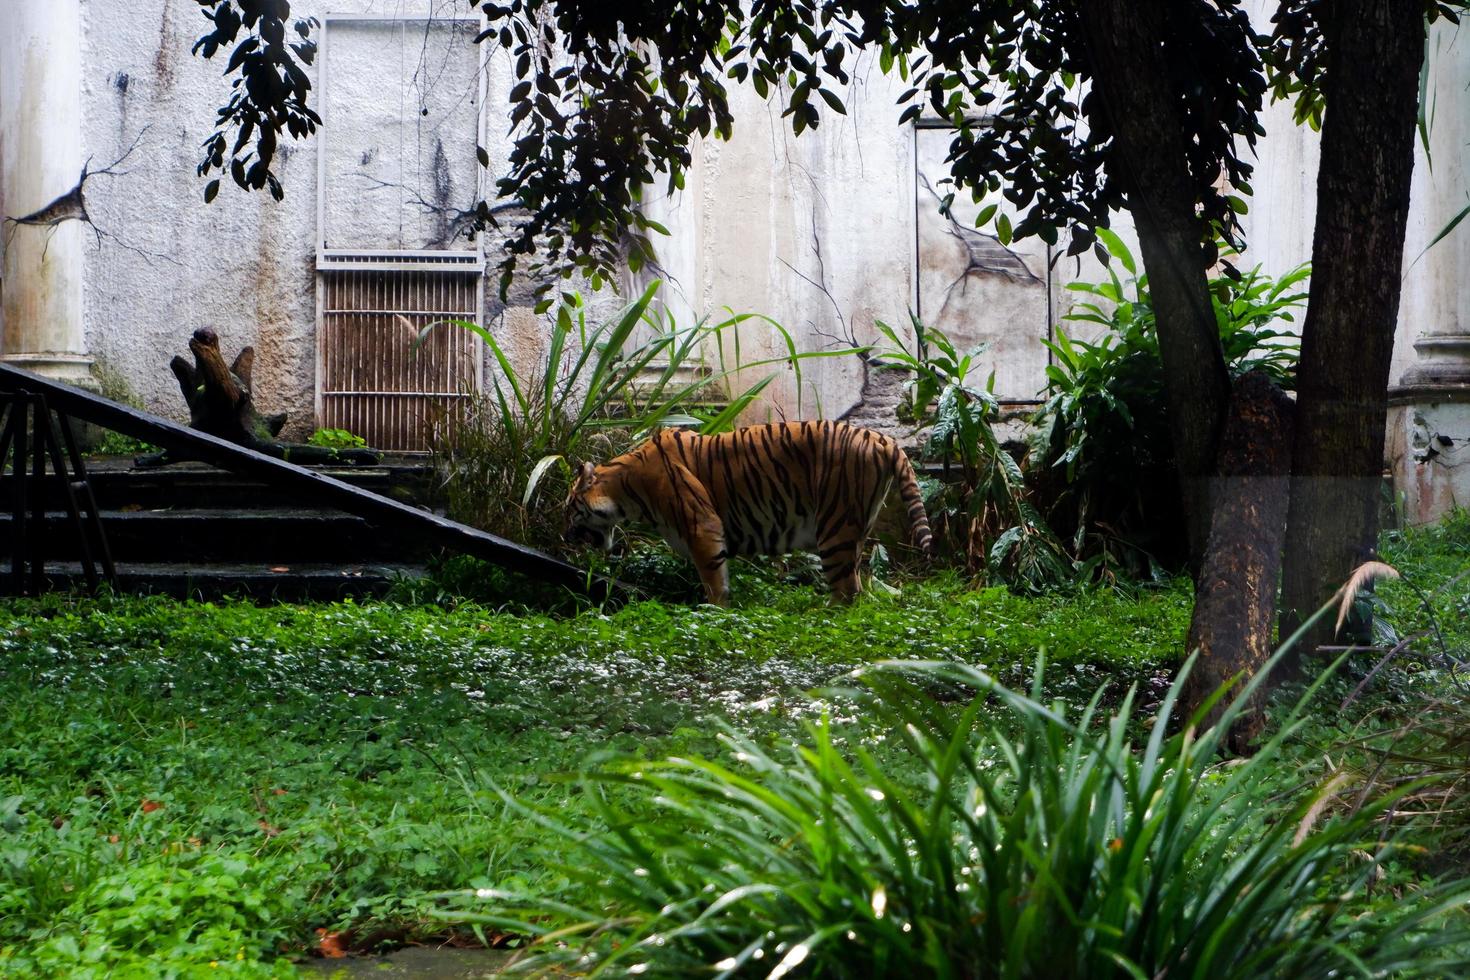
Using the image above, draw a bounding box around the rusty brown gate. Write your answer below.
[315,251,483,452]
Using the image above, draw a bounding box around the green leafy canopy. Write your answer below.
[191,0,1293,298]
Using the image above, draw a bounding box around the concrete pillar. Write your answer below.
[0,0,93,385]
[1386,19,1470,524]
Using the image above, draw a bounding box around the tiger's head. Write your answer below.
[564,461,621,551]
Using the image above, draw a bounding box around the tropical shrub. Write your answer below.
[1033,230,1308,577]
[448,653,1470,977]
[874,315,1070,591]
[423,281,847,547]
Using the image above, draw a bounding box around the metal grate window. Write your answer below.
[317,256,482,452]
[314,14,489,453]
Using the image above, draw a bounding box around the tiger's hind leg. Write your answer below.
[818,472,890,602]
[817,531,864,602]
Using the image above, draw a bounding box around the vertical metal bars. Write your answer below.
[318,260,481,451]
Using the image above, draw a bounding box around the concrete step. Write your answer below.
[0,506,440,564]
[27,561,424,601]
[0,455,436,511]
[0,455,443,581]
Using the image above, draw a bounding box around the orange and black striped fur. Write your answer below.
[564,421,934,605]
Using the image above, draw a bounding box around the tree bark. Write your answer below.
[1279,1,1424,660]
[1075,0,1233,581]
[140,328,380,467]
[1183,372,1294,752]
[168,328,286,445]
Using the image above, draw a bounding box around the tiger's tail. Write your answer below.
[893,446,935,557]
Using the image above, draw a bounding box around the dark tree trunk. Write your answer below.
[1279,1,1424,660]
[1182,372,1295,752]
[1076,0,1233,581]
[1077,0,1322,731]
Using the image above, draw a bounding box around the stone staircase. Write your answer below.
[0,455,439,600]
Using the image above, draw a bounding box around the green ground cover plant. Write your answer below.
[306,428,369,451]
[0,574,1185,976]
[0,515,1465,975]
[1380,508,1470,647]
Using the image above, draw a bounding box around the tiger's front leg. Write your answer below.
[685,516,730,606]
[637,453,731,605]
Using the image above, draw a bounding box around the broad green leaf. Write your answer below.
[523,454,569,506]
[1095,227,1135,275]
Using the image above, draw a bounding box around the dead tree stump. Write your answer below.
[1182,370,1295,752]
[138,328,381,467]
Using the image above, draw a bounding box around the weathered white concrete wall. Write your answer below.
[1394,19,1470,383]
[1238,5,1468,393]
[75,1,621,439]
[79,0,325,434]
[1387,400,1470,523]
[77,0,500,437]
[1386,20,1470,524]
[1236,0,1320,291]
[319,17,482,251]
[914,125,1050,403]
[638,56,916,422]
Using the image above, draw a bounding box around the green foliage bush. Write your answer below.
[874,316,1070,592]
[306,427,368,450]
[1033,231,1308,576]
[457,656,1470,978]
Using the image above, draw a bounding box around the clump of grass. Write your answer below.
[451,653,1470,977]
[1379,507,1470,654]
[1301,509,1470,872]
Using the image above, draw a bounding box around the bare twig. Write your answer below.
[4,125,150,230]
[353,173,484,246]
[777,255,855,352]
[1338,634,1420,711]
[2,127,177,266]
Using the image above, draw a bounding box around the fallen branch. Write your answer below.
[138,328,381,468]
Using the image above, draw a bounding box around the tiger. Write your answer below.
[564,420,934,605]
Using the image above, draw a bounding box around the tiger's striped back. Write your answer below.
[565,420,933,604]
